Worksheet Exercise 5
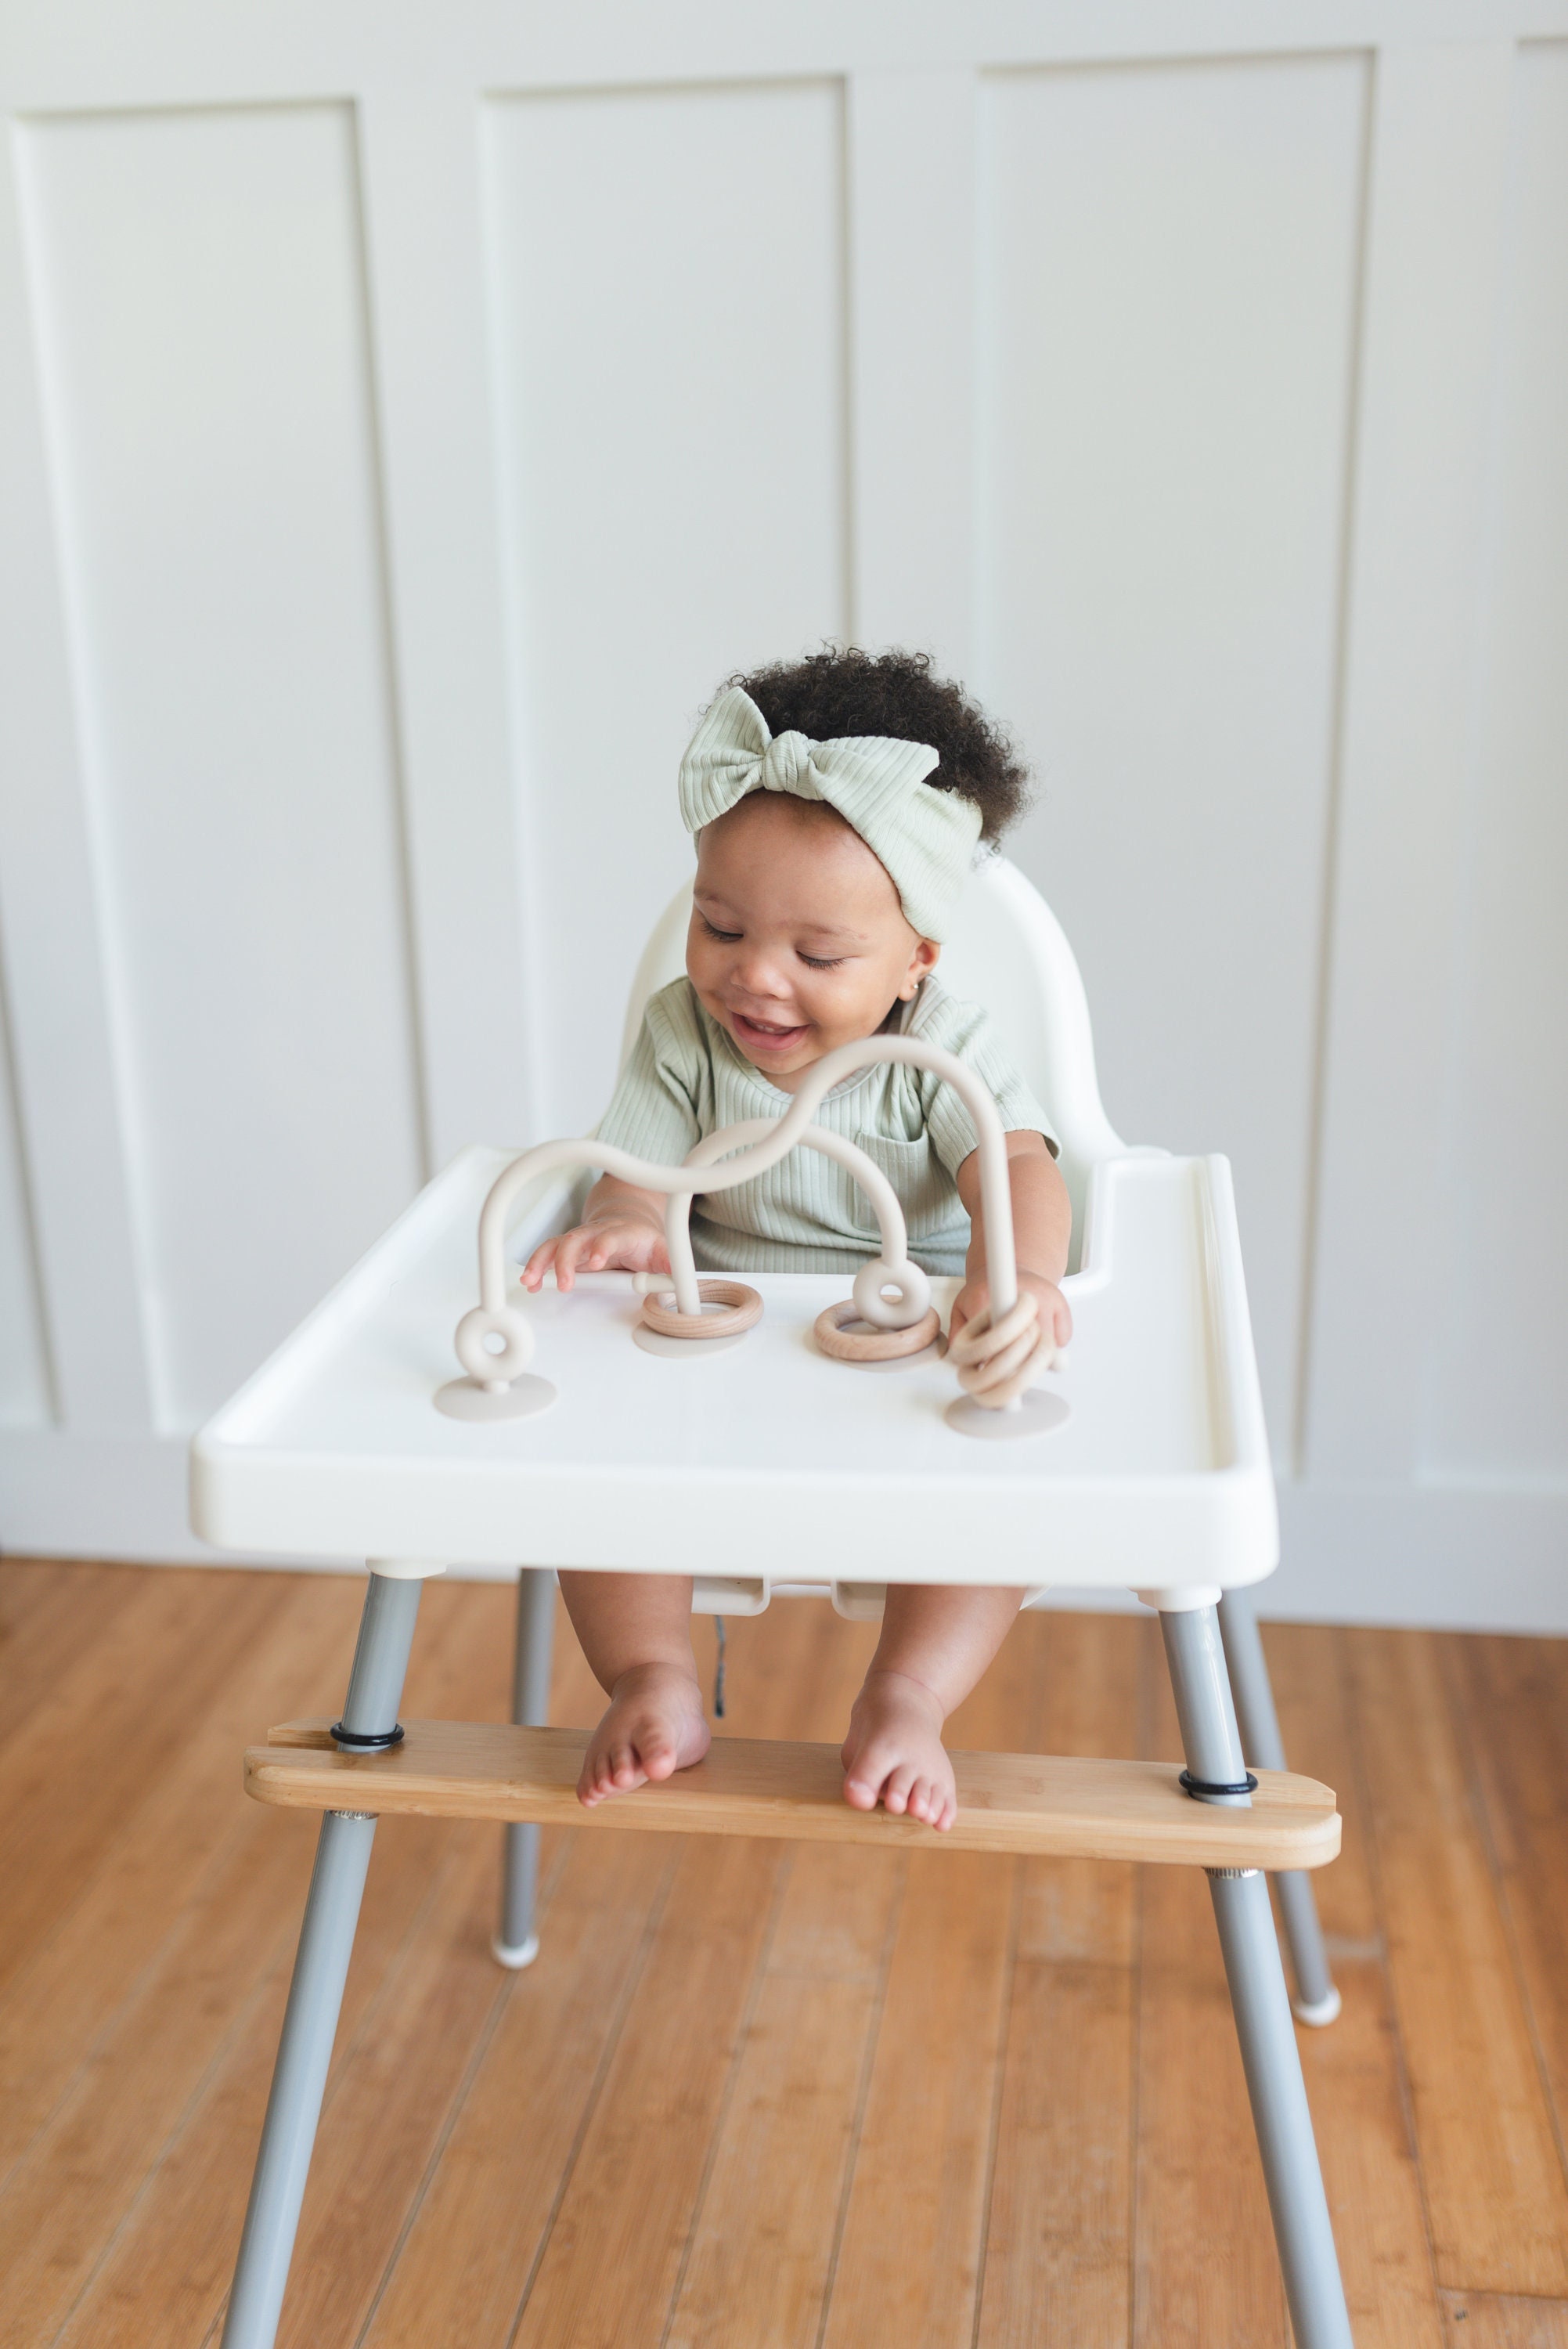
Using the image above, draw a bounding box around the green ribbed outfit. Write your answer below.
[594,976,1056,1277]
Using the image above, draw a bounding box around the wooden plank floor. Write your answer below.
[2,1562,1566,2349]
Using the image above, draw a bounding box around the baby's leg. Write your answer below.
[557,1571,711,1806]
[842,1585,1023,1831]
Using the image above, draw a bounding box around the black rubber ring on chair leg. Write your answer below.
[1179,1767,1258,1799]
[330,1721,406,1750]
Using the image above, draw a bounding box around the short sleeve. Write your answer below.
[913,988,1059,1178]
[593,983,704,1171]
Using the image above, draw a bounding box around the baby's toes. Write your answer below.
[880,1762,921,1817]
[903,1776,934,1824]
[842,1748,887,1810]
[925,1783,957,1832]
[640,1733,681,1783]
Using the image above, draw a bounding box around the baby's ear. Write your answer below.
[906,936,941,990]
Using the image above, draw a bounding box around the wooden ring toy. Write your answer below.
[813,1301,943,1362]
[640,1278,763,1340]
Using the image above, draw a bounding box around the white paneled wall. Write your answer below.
[0,4,1564,1626]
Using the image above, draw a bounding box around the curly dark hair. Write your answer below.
[725,645,1032,846]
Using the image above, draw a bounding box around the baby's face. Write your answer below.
[687,795,939,1088]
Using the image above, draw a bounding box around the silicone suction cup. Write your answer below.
[943,1389,1070,1441]
[434,1374,557,1421]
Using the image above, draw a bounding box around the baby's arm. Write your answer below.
[950,1131,1072,1348]
[521,1173,672,1293]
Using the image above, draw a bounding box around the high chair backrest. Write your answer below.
[618,857,1126,1262]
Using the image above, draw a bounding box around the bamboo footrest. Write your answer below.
[246,1719,1340,1871]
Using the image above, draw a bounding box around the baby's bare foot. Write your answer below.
[840,1669,957,1831]
[578,1662,711,1807]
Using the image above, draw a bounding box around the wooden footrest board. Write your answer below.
[247,1719,1340,1871]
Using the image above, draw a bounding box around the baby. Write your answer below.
[524,648,1072,1831]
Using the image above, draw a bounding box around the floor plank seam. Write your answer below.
[1129,1613,1164,2349]
[351,1968,517,2349]
[41,1903,305,2349]
[810,1853,911,2349]
[1340,1625,1447,2311]
[967,1853,1027,2349]
[656,1842,800,2349]
[1126,1857,1147,2349]
[1447,1638,1568,2210]
[966,1613,1055,2349]
[500,1839,686,2349]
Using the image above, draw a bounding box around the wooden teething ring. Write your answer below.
[813,1301,942,1362]
[640,1278,763,1340]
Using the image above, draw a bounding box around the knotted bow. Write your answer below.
[677,686,982,940]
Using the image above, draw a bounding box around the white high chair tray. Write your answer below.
[192,1144,1278,1594]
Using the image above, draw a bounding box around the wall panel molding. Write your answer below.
[356,84,539,1162]
[847,67,977,669]
[0,131,156,1432]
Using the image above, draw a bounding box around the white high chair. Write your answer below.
[193,857,1354,2349]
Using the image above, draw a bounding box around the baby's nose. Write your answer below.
[731,944,791,998]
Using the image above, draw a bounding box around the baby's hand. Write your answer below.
[522,1213,670,1294]
[950,1268,1071,1354]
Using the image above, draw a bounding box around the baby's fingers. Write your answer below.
[548,1226,601,1291]
[521,1236,561,1293]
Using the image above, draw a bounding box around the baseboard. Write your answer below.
[1269,1484,1568,1634]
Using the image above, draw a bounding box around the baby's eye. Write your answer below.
[700,916,742,943]
[798,951,845,970]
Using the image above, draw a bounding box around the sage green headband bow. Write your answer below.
[677,685,982,940]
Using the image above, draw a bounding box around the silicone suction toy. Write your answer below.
[439,1034,1059,1435]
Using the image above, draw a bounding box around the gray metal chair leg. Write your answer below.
[1219,1588,1342,2025]
[494,1567,557,1969]
[1162,1604,1354,2349]
[221,1571,425,2349]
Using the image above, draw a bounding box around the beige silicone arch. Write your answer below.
[660,1119,924,1326]
[455,1034,1022,1395]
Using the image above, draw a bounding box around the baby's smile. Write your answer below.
[728,1009,811,1056]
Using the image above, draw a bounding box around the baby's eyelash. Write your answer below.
[698,913,844,969]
